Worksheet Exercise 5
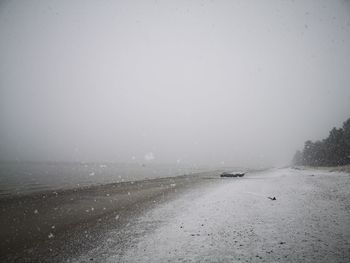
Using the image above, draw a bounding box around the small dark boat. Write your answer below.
[220,171,245,178]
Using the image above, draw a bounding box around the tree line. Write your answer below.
[293,118,350,166]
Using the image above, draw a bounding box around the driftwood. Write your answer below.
[220,172,245,178]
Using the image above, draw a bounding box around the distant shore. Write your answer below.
[293,165,350,173]
[0,170,222,262]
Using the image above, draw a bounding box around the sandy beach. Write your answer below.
[0,171,220,262]
[1,168,350,262]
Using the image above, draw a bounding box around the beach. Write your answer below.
[0,171,220,262]
[1,168,350,262]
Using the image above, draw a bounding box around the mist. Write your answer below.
[1,0,350,167]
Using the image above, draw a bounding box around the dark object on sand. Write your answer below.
[220,172,245,178]
[268,197,276,200]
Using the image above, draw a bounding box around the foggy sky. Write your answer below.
[1,0,350,167]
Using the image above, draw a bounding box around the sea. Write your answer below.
[0,161,210,197]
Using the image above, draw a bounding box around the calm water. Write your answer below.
[0,162,209,197]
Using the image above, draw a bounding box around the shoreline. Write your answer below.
[0,169,218,200]
[0,161,215,198]
[293,165,350,174]
[0,170,223,262]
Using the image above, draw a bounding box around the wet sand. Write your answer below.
[0,171,221,262]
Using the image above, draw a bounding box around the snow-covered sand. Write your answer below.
[73,168,350,262]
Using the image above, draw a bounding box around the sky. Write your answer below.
[0,0,350,167]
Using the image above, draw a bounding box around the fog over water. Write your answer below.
[1,0,350,167]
